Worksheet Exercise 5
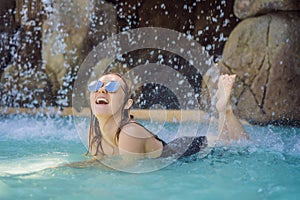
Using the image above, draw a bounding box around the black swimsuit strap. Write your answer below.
[119,121,167,146]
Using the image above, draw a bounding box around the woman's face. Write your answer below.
[90,74,128,118]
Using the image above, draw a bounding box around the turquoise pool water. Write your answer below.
[0,115,299,200]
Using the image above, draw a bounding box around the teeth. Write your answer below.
[96,97,108,104]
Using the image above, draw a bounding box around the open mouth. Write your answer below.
[95,97,109,105]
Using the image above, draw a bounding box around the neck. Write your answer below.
[96,111,123,146]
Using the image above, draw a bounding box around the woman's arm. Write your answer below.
[53,154,112,170]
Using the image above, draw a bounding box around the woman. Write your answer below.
[86,72,249,161]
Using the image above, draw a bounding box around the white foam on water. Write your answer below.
[0,155,68,175]
[0,116,79,142]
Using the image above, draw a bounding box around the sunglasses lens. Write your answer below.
[88,81,120,93]
[105,81,120,92]
[88,81,103,92]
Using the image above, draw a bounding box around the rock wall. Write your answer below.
[42,0,117,106]
[218,0,300,125]
[0,0,53,108]
[115,0,239,59]
[0,0,18,75]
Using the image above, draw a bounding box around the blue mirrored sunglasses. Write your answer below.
[88,80,121,93]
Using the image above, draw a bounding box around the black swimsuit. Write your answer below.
[121,121,207,158]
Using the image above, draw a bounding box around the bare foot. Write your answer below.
[216,74,236,113]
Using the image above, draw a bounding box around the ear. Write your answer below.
[124,98,133,110]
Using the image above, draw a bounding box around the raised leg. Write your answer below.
[216,74,249,142]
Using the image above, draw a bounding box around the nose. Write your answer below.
[97,86,107,94]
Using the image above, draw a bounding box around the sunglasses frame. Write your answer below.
[88,80,125,93]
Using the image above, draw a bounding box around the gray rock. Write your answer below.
[234,0,300,19]
[220,12,300,124]
[42,0,117,106]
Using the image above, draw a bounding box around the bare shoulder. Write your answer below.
[118,123,163,158]
[120,122,153,139]
[117,123,147,155]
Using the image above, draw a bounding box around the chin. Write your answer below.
[91,104,113,116]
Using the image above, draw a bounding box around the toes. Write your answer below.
[218,74,237,89]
